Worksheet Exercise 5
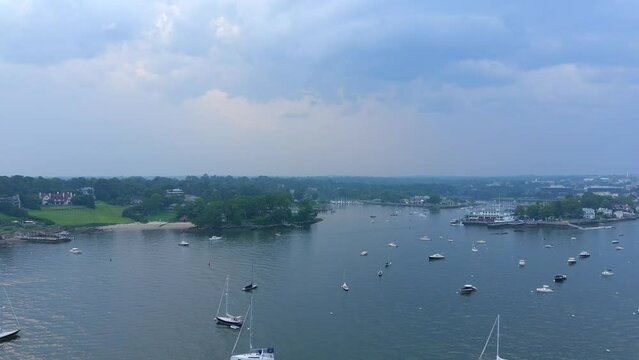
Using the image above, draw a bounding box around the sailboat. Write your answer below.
[479,315,508,360]
[230,296,275,360]
[216,276,244,327]
[385,248,392,268]
[242,265,258,292]
[0,287,20,342]
[341,270,349,291]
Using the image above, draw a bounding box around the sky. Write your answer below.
[1,0,638,177]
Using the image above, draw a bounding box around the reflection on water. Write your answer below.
[1,206,638,359]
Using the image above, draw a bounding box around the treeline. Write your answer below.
[177,194,316,228]
[515,193,635,220]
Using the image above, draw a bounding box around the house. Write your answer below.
[165,188,185,197]
[582,208,596,220]
[39,192,74,206]
[184,195,200,203]
[0,194,21,208]
[597,208,613,216]
[613,211,624,219]
[79,187,95,197]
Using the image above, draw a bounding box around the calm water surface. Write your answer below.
[1,206,638,359]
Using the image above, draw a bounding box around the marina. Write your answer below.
[0,205,638,358]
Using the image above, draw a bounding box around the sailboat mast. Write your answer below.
[230,303,252,356]
[225,276,230,316]
[249,295,254,350]
[496,315,500,359]
[479,316,497,359]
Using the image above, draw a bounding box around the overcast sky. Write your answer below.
[1,0,638,177]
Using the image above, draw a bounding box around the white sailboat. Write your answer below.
[230,296,275,360]
[216,276,244,327]
[479,315,508,360]
[0,287,20,341]
[341,270,349,291]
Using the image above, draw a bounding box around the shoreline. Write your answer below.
[98,221,196,231]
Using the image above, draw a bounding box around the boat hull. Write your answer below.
[242,284,258,292]
[216,316,243,327]
[0,329,20,342]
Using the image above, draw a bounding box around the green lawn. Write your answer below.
[0,213,15,221]
[29,202,133,226]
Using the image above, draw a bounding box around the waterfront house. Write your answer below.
[39,192,74,206]
[582,208,596,220]
[597,208,613,216]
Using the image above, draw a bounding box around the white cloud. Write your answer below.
[213,16,240,40]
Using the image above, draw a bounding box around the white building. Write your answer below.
[582,208,596,220]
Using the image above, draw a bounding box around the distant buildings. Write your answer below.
[165,188,185,197]
[39,192,74,206]
[0,194,21,208]
[582,208,596,220]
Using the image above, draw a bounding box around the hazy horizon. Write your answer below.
[2,1,638,176]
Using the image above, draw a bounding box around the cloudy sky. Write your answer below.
[1,0,638,176]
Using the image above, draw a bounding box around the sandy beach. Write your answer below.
[98,221,196,231]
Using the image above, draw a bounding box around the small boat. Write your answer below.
[459,284,477,294]
[216,276,243,327]
[567,257,577,265]
[209,235,223,240]
[618,233,624,237]
[419,235,431,241]
[611,240,620,244]
[274,233,281,237]
[536,284,553,293]
[554,274,567,283]
[388,242,398,248]
[601,269,614,277]
[230,296,275,360]
[242,265,258,292]
[384,261,391,268]
[472,245,479,253]
[544,244,553,248]
[476,240,486,244]
[178,240,189,246]
[479,315,509,360]
[360,251,368,256]
[0,287,21,342]
[615,246,624,251]
[341,270,349,291]
[428,253,445,261]
[570,236,577,240]
[578,251,590,258]
[370,220,375,223]
[439,235,444,239]
[69,247,82,254]
[447,238,454,242]
[377,270,383,277]
[370,215,377,218]
[518,259,525,267]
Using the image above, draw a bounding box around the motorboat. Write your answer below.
[570,236,577,240]
[544,244,553,248]
[459,284,477,294]
[567,257,577,265]
[554,274,567,283]
[578,251,590,258]
[384,261,392,268]
[447,238,454,242]
[536,285,553,293]
[419,235,431,241]
[274,233,281,237]
[360,251,368,256]
[178,240,189,246]
[388,242,398,248]
[370,220,375,223]
[601,269,614,277]
[209,235,223,240]
[476,240,487,244]
[377,270,383,277]
[341,282,349,291]
[472,245,479,252]
[216,276,244,327]
[428,253,445,260]
[615,246,624,251]
[611,240,620,244]
[69,248,82,254]
[518,259,525,267]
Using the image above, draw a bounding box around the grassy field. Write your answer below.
[0,213,15,221]
[29,202,133,226]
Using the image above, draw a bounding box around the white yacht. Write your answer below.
[341,282,349,291]
[419,235,431,241]
[615,246,624,251]
[428,253,445,260]
[567,257,577,265]
[209,235,223,240]
[377,270,383,277]
[578,251,590,258]
[230,296,275,360]
[611,239,620,244]
[536,285,553,293]
[601,269,614,277]
[570,236,577,240]
[178,240,189,246]
[69,247,82,254]
[518,259,525,267]
[388,242,398,248]
[360,251,368,256]
[476,240,487,244]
